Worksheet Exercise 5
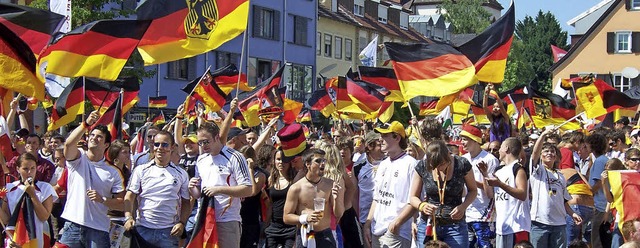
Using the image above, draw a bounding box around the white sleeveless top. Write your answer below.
[493,160,531,235]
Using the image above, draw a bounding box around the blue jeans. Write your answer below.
[612,223,623,248]
[58,222,110,248]
[434,221,468,248]
[530,221,566,248]
[566,205,593,244]
[416,218,428,248]
[136,225,179,248]
[468,222,495,248]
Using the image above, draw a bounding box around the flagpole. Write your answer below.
[556,111,585,129]
[178,66,213,115]
[235,27,249,98]
[147,96,150,120]
[82,77,86,125]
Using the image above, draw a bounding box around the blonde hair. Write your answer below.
[314,140,344,182]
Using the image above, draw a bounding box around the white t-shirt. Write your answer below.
[128,161,190,229]
[195,146,252,223]
[371,153,417,241]
[6,181,58,248]
[529,159,572,226]
[355,157,378,223]
[493,160,530,235]
[463,150,499,222]
[61,151,125,232]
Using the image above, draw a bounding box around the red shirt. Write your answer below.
[559,147,575,169]
[6,153,56,183]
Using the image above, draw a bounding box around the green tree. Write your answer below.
[439,0,492,34]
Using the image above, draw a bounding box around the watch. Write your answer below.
[101,196,107,203]
[125,216,133,222]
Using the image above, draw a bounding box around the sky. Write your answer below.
[497,0,605,37]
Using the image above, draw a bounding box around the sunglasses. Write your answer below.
[629,157,640,162]
[147,135,155,139]
[197,140,211,146]
[153,142,170,148]
[313,158,327,164]
[489,148,499,153]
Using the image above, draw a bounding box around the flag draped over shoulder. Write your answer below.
[85,77,139,114]
[573,79,640,119]
[5,192,38,248]
[49,77,84,131]
[386,42,477,99]
[186,195,218,248]
[149,96,167,108]
[455,2,515,83]
[136,0,249,65]
[93,93,123,139]
[358,66,403,102]
[0,3,64,55]
[0,23,45,101]
[39,20,151,81]
[182,68,228,112]
[608,170,640,229]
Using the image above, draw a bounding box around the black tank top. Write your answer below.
[269,183,291,225]
[240,168,267,225]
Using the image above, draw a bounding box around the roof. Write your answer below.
[450,33,477,46]
[336,3,431,42]
[413,0,503,10]
[567,0,615,26]
[550,0,622,72]
[318,4,359,26]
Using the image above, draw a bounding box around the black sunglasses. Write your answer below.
[629,157,640,162]
[198,140,211,146]
[153,142,170,148]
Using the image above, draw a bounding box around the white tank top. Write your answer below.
[493,160,531,235]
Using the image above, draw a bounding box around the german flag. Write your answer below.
[345,77,389,114]
[456,3,515,83]
[211,64,252,94]
[93,93,123,140]
[136,0,249,65]
[376,101,394,123]
[237,65,284,111]
[573,79,640,119]
[39,20,151,81]
[516,107,534,129]
[85,77,140,114]
[608,170,640,229]
[419,100,438,116]
[385,42,477,99]
[0,3,64,55]
[149,96,167,108]
[358,66,403,102]
[470,104,490,125]
[525,89,579,130]
[5,192,38,248]
[237,95,260,127]
[48,77,84,131]
[283,98,303,124]
[152,110,166,126]
[614,107,637,123]
[186,195,219,248]
[297,108,312,123]
[307,88,336,118]
[182,68,227,112]
[0,23,45,101]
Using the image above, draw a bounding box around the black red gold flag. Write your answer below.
[149,96,168,108]
[48,77,84,131]
[385,42,476,99]
[297,108,312,123]
[93,93,123,140]
[152,110,166,126]
[136,0,249,65]
[307,88,336,118]
[358,66,403,102]
[186,64,252,94]
[5,192,38,247]
[0,23,45,101]
[85,77,140,114]
[0,3,64,55]
[182,69,227,112]
[345,77,390,114]
[186,195,219,248]
[573,79,640,119]
[39,20,151,81]
[456,3,515,83]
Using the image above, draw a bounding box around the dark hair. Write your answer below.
[568,239,589,248]
[586,133,607,156]
[239,145,256,161]
[398,135,408,150]
[424,240,450,248]
[564,131,585,144]
[420,116,443,143]
[197,122,220,138]
[626,148,640,160]
[606,158,626,170]
[26,134,42,145]
[607,130,626,144]
[303,148,326,165]
[336,137,354,154]
[154,130,175,145]
[17,152,38,168]
[256,144,275,170]
[269,148,295,188]
[92,125,112,144]
[147,125,160,132]
[513,240,534,248]
[425,140,451,170]
[107,140,130,165]
[503,137,522,156]
[51,134,65,144]
[545,133,561,144]
[43,131,58,139]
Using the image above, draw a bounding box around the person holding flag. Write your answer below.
[483,84,512,143]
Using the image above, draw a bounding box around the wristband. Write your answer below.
[176,115,184,119]
[299,214,308,225]
[419,202,426,211]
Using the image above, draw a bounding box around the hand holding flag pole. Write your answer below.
[555,111,585,129]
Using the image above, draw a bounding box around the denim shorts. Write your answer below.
[58,222,110,248]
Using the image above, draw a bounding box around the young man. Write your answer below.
[189,122,253,248]
[559,132,585,170]
[6,133,55,182]
[133,125,160,167]
[283,148,345,248]
[226,127,248,150]
[364,121,417,247]
[607,130,628,161]
[59,110,126,247]
[479,137,530,248]
[124,131,191,247]
[460,125,500,248]
[353,132,383,224]
[587,133,609,248]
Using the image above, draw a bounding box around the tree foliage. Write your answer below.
[440,0,492,34]
[502,10,568,92]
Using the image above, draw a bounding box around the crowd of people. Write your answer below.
[2,84,640,248]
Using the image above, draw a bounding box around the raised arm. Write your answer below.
[64,111,100,161]
[531,127,555,165]
[252,117,278,151]
[219,98,238,143]
[174,105,186,155]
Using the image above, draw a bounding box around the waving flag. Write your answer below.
[84,77,139,114]
[48,77,84,131]
[551,45,567,63]
[573,79,640,119]
[307,88,336,118]
[608,170,640,229]
[359,35,378,67]
[148,96,168,108]
[0,23,45,101]
[0,3,64,55]
[358,66,403,101]
[93,93,123,139]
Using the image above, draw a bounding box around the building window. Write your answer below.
[216,52,240,68]
[324,34,332,57]
[248,57,280,85]
[378,5,388,23]
[167,58,190,80]
[633,0,640,9]
[358,32,368,54]
[616,32,632,53]
[354,0,364,17]
[613,74,635,92]
[286,64,313,101]
[316,32,322,55]
[335,36,342,59]
[400,12,409,29]
[345,38,353,61]
[293,15,308,45]
[253,6,279,40]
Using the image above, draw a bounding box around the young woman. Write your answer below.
[315,141,348,248]
[106,140,131,248]
[264,148,297,248]
[409,140,477,247]
[1,153,57,248]
[239,145,268,248]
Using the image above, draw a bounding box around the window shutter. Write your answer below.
[632,32,640,53]
[626,0,632,10]
[188,57,197,80]
[252,6,261,37]
[274,10,281,41]
[607,32,616,54]
[301,18,308,45]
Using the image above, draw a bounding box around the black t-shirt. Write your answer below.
[416,156,471,222]
[179,154,198,178]
[240,167,268,225]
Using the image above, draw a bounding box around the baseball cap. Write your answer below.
[14,128,29,139]
[374,121,406,138]
[228,127,248,140]
[364,131,381,146]
[183,133,198,144]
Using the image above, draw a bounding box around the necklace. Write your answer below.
[305,175,322,185]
